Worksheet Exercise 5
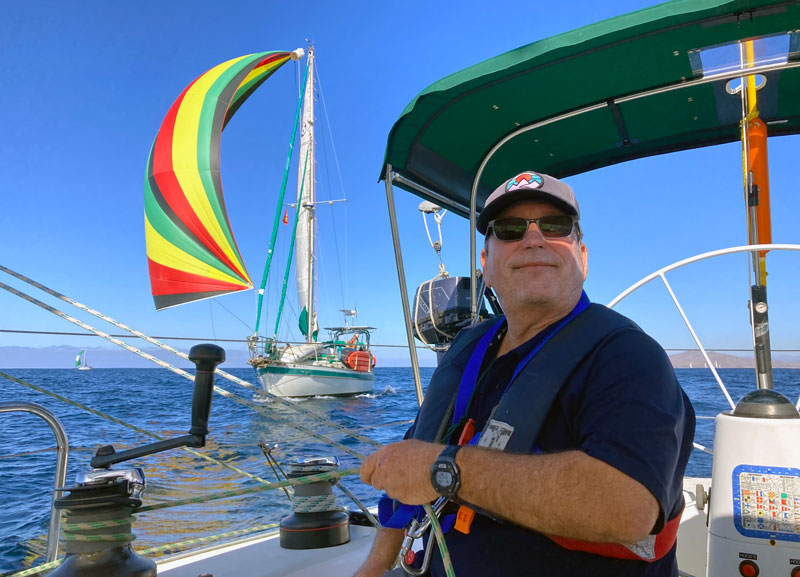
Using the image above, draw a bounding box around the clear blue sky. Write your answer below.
[2,0,799,368]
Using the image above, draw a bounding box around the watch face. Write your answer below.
[431,446,461,497]
[435,470,454,487]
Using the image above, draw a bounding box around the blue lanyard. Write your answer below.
[450,291,591,434]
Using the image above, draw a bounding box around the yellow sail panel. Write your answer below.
[145,216,247,286]
[171,56,249,281]
[144,51,297,309]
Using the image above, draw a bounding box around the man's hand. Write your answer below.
[360,439,444,504]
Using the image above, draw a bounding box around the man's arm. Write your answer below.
[456,445,659,543]
[361,439,659,545]
[351,526,404,577]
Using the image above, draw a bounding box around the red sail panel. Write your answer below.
[144,50,298,309]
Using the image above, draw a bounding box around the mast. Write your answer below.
[296,46,317,342]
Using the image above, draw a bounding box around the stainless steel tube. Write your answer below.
[385,166,425,406]
[0,401,69,563]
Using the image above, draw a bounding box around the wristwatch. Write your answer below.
[430,444,462,498]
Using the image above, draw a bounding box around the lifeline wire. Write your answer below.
[0,370,275,485]
[0,265,383,449]
[1,267,455,576]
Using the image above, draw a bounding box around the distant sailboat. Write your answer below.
[75,349,92,371]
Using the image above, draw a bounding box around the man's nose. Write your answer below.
[521,220,547,244]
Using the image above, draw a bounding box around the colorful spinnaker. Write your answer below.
[145,50,301,310]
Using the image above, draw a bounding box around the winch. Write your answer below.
[48,343,225,577]
[280,456,350,550]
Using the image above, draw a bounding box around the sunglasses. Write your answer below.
[487,216,577,241]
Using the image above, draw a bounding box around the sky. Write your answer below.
[2,0,800,369]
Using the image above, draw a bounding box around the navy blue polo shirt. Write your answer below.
[427,317,696,577]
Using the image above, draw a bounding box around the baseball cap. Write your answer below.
[476,171,579,234]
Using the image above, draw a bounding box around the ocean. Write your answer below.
[1,366,799,574]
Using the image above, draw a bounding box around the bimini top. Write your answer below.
[380,0,800,216]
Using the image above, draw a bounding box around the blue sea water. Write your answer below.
[1,366,799,574]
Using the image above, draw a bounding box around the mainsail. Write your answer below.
[295,48,318,340]
[145,50,301,310]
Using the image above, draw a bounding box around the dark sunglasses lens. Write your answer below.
[492,219,528,240]
[538,216,574,237]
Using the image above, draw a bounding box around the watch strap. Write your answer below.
[439,444,463,461]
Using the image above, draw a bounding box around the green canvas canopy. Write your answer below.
[381,0,800,215]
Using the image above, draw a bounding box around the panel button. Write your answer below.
[739,560,759,577]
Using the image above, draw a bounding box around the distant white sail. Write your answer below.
[75,349,92,370]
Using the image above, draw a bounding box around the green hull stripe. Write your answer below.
[257,365,374,381]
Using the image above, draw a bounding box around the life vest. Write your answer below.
[407,303,682,562]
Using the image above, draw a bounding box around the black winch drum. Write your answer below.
[280,457,350,549]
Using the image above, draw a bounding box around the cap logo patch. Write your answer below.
[507,172,543,192]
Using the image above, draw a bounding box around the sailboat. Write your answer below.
[6,3,800,577]
[247,48,376,398]
[141,46,375,397]
[74,349,92,371]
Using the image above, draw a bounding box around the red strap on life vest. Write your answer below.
[454,419,477,534]
[546,505,683,562]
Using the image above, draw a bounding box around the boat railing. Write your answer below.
[0,401,69,563]
[607,243,800,414]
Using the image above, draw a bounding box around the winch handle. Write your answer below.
[188,343,225,441]
[90,344,225,468]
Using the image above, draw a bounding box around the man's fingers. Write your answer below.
[360,453,376,484]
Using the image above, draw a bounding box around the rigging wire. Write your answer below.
[0,369,275,485]
[0,419,416,461]
[0,266,384,447]
[315,61,348,310]
[209,300,217,342]
[212,298,253,332]
[5,328,784,353]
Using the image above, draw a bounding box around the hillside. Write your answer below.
[669,350,800,369]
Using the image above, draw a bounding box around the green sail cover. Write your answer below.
[381,0,800,214]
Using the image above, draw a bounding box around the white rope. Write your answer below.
[291,494,339,513]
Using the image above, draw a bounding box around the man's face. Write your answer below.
[480,200,588,314]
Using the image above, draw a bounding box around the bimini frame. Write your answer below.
[383,56,800,406]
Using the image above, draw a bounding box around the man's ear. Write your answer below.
[480,247,491,287]
[580,242,588,281]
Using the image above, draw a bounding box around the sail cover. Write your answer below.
[145,50,298,310]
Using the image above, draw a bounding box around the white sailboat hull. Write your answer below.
[256,363,374,397]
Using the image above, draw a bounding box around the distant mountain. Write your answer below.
[0,345,252,369]
[0,344,428,369]
[669,350,800,369]
[6,345,797,370]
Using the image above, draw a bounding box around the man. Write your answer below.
[355,171,695,577]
